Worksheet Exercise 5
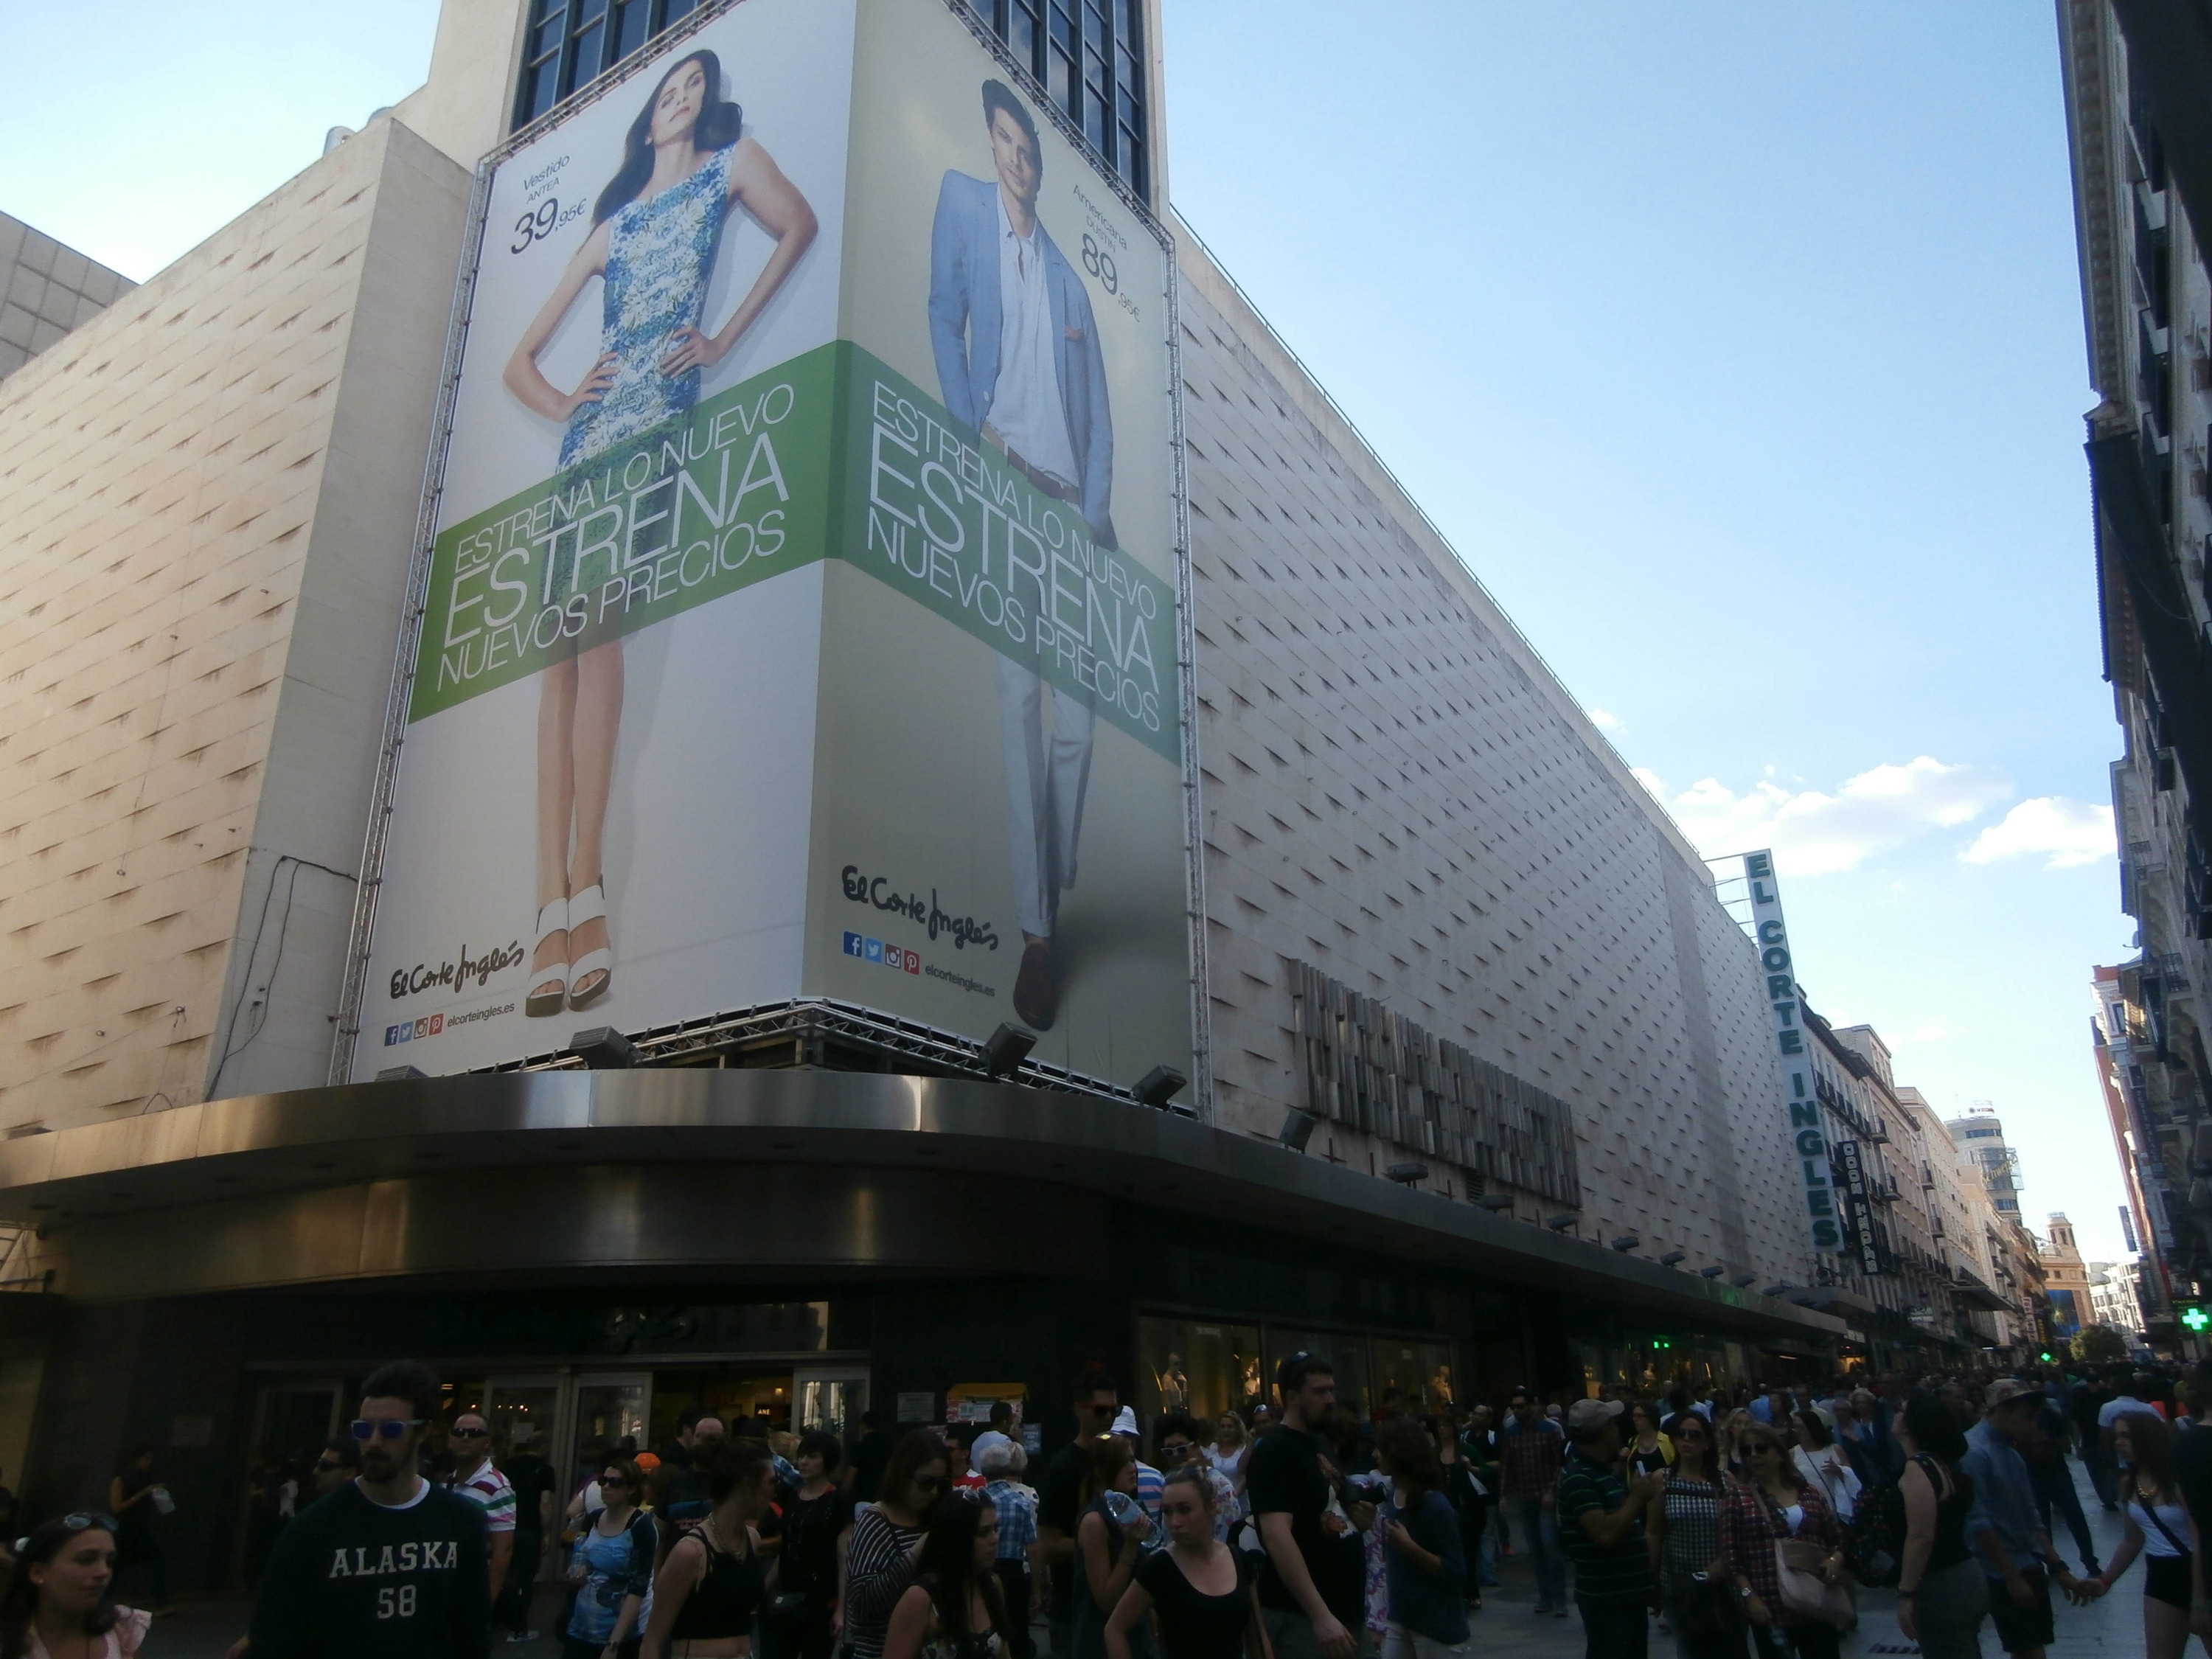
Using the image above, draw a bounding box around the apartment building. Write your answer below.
[2059,0,2212,1332]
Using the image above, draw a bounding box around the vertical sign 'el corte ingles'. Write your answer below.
[1744,851,1840,1254]
[349,0,1192,1093]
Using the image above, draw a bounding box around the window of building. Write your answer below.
[515,0,705,131]
[979,0,1149,199]
[512,0,1151,205]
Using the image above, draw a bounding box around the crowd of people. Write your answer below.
[6,1357,2212,1659]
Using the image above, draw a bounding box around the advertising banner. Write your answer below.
[352,0,1191,1096]
[1743,850,1840,1255]
[1832,1139,1886,1278]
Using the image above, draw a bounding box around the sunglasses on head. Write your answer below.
[351,1419,424,1441]
[58,1514,118,1534]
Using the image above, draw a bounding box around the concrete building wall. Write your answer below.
[0,120,470,1128]
[1173,230,1805,1286]
[0,213,133,384]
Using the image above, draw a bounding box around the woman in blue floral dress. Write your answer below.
[504,47,816,1018]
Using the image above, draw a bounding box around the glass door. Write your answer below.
[571,1372,653,1489]
[793,1366,869,1446]
[487,1374,563,1578]
[237,1380,344,1586]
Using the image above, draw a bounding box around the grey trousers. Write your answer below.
[998,655,1093,938]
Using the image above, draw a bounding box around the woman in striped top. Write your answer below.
[1646,1413,1738,1659]
[846,1433,950,1659]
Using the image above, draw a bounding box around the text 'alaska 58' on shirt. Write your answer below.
[248,1478,491,1659]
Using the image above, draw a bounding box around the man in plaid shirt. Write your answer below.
[1500,1389,1568,1617]
[981,1441,1040,1659]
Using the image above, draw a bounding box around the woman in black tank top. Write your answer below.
[883,1492,1010,1659]
[1893,1393,1989,1659]
[644,1441,777,1659]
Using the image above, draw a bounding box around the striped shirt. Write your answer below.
[845,1503,925,1659]
[453,1458,518,1534]
[1557,1447,1652,1605]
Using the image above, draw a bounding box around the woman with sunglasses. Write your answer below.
[1646,1413,1740,1659]
[1074,1436,1155,1659]
[1719,1427,1848,1659]
[567,1457,655,1659]
[0,1515,145,1659]
[846,1432,950,1659]
[641,1441,776,1659]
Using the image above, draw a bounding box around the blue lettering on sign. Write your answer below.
[842,931,864,957]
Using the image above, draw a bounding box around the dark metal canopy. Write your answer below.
[0,1071,1844,1343]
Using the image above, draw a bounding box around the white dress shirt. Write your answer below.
[990,192,1079,489]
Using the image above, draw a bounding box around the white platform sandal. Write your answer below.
[525,897,568,1018]
[567,882,613,1010]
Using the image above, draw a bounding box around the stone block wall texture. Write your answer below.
[1176,231,1807,1286]
[0,120,469,1129]
[0,212,134,384]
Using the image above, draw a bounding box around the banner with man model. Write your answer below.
[352,0,1192,1097]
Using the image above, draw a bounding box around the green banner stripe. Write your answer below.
[411,341,1183,767]
[834,345,1181,763]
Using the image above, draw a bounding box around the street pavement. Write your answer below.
[129,1458,2169,1659]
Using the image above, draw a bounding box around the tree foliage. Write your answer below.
[2071,1324,2129,1363]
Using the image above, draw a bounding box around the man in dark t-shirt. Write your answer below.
[846,1411,891,1503]
[1249,1352,1365,1659]
[1037,1380,1121,1658]
[497,1433,556,1641]
[248,1360,490,1659]
[2173,1365,2212,1545]
[2070,1375,2116,1509]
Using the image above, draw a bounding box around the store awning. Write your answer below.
[0,1069,1848,1349]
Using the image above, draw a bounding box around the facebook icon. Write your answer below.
[842,932,864,958]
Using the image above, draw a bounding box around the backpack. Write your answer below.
[1842,1478,1903,1587]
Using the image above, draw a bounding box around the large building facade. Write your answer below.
[2060,0,2212,1335]
[0,0,1931,1586]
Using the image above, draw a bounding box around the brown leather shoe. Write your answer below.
[1012,939,1057,1030]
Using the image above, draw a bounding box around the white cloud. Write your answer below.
[1959,797,2115,870]
[1638,756,2013,876]
[1589,708,1626,733]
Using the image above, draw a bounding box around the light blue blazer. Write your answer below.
[927,170,1116,544]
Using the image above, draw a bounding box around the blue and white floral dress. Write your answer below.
[561,143,734,471]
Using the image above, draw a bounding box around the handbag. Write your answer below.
[1758,1487,1855,1630]
[1772,1537,1855,1628]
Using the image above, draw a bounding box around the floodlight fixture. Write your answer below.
[980,1023,1035,1078]
[565,1027,639,1069]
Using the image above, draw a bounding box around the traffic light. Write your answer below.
[2039,1349,2054,1364]
[1654,1338,1672,1351]
[2181,1301,2211,1335]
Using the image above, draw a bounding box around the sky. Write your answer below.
[0,2,2143,1261]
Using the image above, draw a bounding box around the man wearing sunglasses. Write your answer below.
[248,1360,492,1659]
[446,1412,517,1611]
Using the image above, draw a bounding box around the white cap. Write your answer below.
[1110,1406,1140,1437]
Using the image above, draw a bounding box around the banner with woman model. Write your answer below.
[353,0,1191,1098]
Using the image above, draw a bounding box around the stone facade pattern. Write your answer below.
[0,122,468,1128]
[1173,234,1809,1287]
[0,213,133,384]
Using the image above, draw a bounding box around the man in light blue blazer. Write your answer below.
[926,80,1115,1032]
